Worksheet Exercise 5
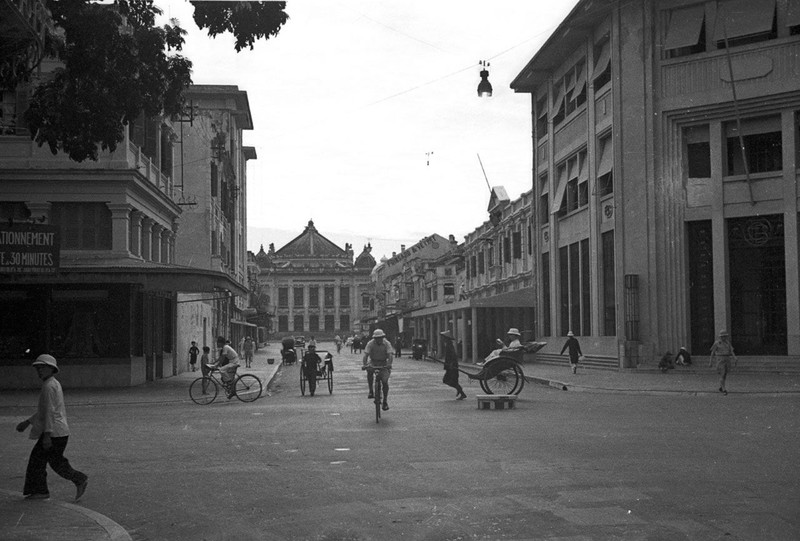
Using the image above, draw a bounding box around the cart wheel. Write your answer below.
[480,358,524,395]
[234,374,262,402]
[327,367,333,394]
[189,377,218,405]
[300,363,306,396]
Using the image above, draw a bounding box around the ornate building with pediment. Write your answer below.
[253,220,376,338]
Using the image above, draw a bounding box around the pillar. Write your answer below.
[471,306,478,363]
[782,111,800,354]
[107,203,132,256]
[141,217,153,261]
[130,211,143,258]
[151,224,163,263]
[709,121,730,333]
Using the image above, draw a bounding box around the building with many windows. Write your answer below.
[511,0,800,368]
[253,221,375,339]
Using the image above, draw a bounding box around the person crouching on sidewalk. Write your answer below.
[16,354,89,502]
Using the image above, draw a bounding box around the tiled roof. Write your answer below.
[274,220,348,258]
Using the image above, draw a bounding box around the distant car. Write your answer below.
[294,336,306,347]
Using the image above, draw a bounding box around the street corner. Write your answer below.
[0,488,132,541]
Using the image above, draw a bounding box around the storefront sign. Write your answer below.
[0,224,60,274]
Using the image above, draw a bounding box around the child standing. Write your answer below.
[188,341,200,371]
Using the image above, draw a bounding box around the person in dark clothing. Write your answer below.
[394,336,403,358]
[441,330,466,400]
[302,344,322,396]
[560,331,583,374]
[674,347,692,366]
[188,341,199,371]
[659,351,675,372]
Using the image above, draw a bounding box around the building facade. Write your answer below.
[511,0,800,368]
[173,85,257,358]
[253,221,375,340]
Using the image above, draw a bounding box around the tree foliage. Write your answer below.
[4,0,288,162]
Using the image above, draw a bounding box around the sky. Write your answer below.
[161,0,580,261]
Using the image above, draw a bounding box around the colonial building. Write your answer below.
[0,49,252,386]
[253,220,375,339]
[173,85,257,358]
[511,0,800,369]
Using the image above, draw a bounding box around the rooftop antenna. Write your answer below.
[477,153,491,192]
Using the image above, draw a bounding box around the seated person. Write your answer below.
[481,328,523,364]
[208,336,239,398]
[302,344,322,396]
[659,351,675,372]
[321,351,334,375]
[674,347,692,366]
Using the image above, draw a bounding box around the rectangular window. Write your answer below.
[602,231,616,336]
[478,251,485,274]
[325,315,335,331]
[542,252,551,336]
[309,286,319,307]
[211,163,218,196]
[294,286,304,306]
[309,315,319,332]
[559,246,569,335]
[470,256,477,277]
[278,287,288,308]
[278,315,288,332]
[536,95,548,141]
[324,286,335,307]
[443,283,455,296]
[51,203,112,250]
[581,239,591,336]
[504,236,511,263]
[726,131,782,175]
[569,242,581,335]
[0,88,28,135]
[593,34,611,92]
[339,286,350,307]
[714,0,776,49]
[293,315,304,332]
[487,245,494,267]
[340,314,349,332]
[664,3,706,58]
[596,134,614,196]
[512,231,522,259]
[362,295,370,309]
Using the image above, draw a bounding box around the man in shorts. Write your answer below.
[362,329,393,410]
[210,336,239,399]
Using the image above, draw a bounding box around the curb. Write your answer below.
[0,488,132,541]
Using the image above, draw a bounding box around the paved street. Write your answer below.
[1,343,799,540]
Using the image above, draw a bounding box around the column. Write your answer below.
[710,121,730,333]
[141,217,154,261]
[782,111,799,354]
[471,306,478,364]
[169,220,179,264]
[130,211,143,258]
[151,224,163,263]
[161,229,172,264]
[108,203,132,256]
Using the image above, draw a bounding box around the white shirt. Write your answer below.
[28,376,70,439]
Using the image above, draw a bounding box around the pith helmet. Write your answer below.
[372,329,386,338]
[32,354,59,373]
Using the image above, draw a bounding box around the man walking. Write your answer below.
[15,354,89,502]
[441,330,466,400]
[709,330,737,395]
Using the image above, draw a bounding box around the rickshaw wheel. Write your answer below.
[327,368,333,394]
[300,362,306,396]
[479,357,524,395]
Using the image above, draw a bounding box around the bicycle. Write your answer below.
[189,365,262,405]
[363,364,390,423]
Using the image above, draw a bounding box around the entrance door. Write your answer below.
[728,215,787,355]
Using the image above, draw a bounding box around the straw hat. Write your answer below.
[32,354,59,373]
[567,331,574,337]
[507,328,521,336]
[372,329,386,338]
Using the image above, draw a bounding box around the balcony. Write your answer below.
[660,38,800,111]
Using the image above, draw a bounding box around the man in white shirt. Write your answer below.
[362,329,393,410]
[16,354,88,501]
[210,336,240,399]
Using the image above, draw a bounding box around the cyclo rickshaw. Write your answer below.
[299,349,333,395]
[440,341,546,395]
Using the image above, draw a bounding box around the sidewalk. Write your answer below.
[0,347,284,541]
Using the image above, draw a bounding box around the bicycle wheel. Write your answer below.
[234,374,262,402]
[327,367,333,394]
[300,364,306,396]
[190,377,218,405]
[480,358,523,395]
[374,385,381,423]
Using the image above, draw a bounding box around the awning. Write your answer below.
[596,135,614,177]
[664,4,705,51]
[573,63,587,97]
[550,82,565,119]
[714,0,775,42]
[592,39,610,79]
[1,265,249,297]
[551,164,569,214]
[470,287,535,308]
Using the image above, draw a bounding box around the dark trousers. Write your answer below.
[24,435,87,496]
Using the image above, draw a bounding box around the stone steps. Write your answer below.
[531,354,800,374]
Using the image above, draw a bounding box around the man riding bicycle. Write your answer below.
[208,336,239,399]
[362,329,393,411]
